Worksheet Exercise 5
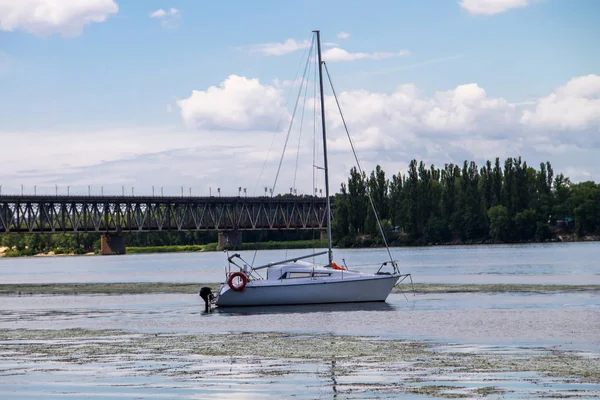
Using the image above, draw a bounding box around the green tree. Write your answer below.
[488,205,510,242]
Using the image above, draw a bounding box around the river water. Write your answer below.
[0,242,599,346]
[1,242,599,285]
[1,242,599,399]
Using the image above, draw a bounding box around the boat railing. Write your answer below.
[226,253,263,281]
[373,260,403,275]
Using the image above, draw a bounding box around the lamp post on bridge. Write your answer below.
[181,186,183,197]
[21,184,23,196]
[101,186,104,196]
[67,186,70,196]
[132,187,134,197]
[244,188,247,197]
[152,186,155,197]
[88,185,91,196]
[55,185,58,196]
[161,187,163,196]
[122,186,124,196]
[34,185,36,195]
[238,186,241,197]
[189,187,192,197]
[217,188,221,197]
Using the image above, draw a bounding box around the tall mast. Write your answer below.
[313,30,333,266]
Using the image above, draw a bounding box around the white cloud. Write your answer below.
[0,0,118,37]
[149,8,180,28]
[459,0,532,15]
[149,9,166,18]
[149,8,179,19]
[521,74,600,131]
[322,48,410,62]
[177,75,288,131]
[246,38,311,56]
[324,82,517,147]
[244,35,408,61]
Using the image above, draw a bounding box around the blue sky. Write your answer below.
[0,0,599,196]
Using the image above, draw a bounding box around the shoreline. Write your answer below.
[1,282,598,296]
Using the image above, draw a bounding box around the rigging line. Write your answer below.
[253,33,314,197]
[323,62,397,272]
[292,46,313,192]
[251,248,258,267]
[271,36,314,195]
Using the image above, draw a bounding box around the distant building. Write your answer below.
[555,217,575,229]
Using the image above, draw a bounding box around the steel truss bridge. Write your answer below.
[0,196,330,234]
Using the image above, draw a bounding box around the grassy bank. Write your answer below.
[126,244,215,254]
[126,239,327,255]
[0,239,328,257]
[1,282,598,296]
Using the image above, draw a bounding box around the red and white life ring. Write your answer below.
[228,272,248,291]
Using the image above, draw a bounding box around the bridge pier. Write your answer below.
[100,233,126,255]
[218,231,242,249]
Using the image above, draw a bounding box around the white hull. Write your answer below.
[215,274,399,307]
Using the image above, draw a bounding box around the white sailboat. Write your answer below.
[207,30,412,308]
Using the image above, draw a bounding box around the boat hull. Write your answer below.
[215,275,399,307]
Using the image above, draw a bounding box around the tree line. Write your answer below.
[332,157,600,246]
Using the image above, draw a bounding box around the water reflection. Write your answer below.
[213,301,396,316]
[329,359,338,399]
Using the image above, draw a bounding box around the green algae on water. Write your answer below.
[1,282,598,296]
[1,329,598,399]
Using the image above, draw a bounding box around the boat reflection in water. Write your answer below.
[212,299,396,316]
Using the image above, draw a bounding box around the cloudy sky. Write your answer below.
[0,0,598,197]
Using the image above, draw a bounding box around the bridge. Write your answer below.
[0,195,330,254]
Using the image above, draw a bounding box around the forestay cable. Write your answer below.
[271,36,314,195]
[292,58,312,192]
[323,62,397,272]
[253,34,313,196]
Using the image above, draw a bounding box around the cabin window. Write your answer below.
[312,272,332,277]
[280,272,312,279]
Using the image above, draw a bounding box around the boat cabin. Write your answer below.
[264,261,342,281]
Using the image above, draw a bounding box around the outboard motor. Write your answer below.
[199,287,215,313]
